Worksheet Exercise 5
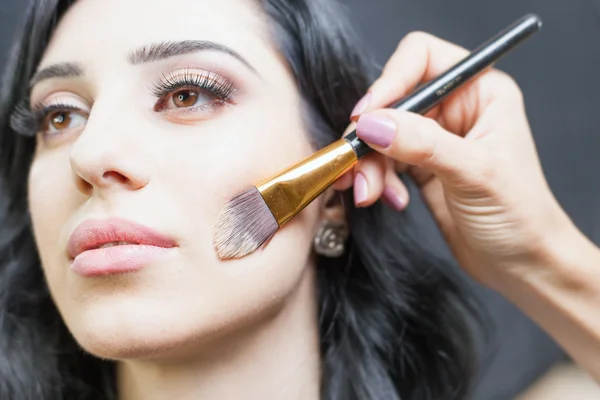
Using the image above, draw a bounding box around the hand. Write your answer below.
[334,32,574,288]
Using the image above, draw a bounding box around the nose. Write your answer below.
[70,105,151,196]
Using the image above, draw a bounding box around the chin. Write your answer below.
[67,298,195,360]
[62,281,294,361]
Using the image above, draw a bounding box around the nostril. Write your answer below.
[102,171,128,184]
[75,176,93,195]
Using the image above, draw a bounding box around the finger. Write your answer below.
[350,32,470,121]
[381,171,410,212]
[335,116,385,192]
[353,153,387,207]
[331,121,359,191]
[355,109,485,185]
[332,170,354,191]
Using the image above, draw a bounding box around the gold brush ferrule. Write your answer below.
[256,139,358,226]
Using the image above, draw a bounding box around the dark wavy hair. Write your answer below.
[0,0,479,399]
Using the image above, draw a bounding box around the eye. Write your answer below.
[151,70,236,114]
[43,109,88,134]
[26,94,91,139]
[166,88,213,110]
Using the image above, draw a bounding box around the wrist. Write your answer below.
[543,221,598,294]
[495,207,596,297]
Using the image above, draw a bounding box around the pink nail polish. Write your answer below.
[356,114,396,148]
[383,187,406,212]
[354,173,368,206]
[350,93,371,121]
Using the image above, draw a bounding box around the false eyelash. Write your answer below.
[9,100,38,137]
[9,101,81,137]
[150,69,236,102]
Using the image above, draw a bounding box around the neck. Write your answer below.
[117,267,321,400]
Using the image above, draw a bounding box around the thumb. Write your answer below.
[355,110,484,184]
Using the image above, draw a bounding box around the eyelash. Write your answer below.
[151,69,236,106]
[9,70,237,137]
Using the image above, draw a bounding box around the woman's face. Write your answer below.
[28,0,326,359]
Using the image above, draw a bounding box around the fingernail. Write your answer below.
[356,114,396,148]
[382,186,406,212]
[350,93,371,121]
[353,173,368,206]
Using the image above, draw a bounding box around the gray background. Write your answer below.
[1,0,599,399]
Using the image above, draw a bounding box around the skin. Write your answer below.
[27,0,343,398]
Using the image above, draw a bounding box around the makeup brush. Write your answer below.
[213,13,542,260]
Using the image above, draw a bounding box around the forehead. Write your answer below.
[40,0,269,69]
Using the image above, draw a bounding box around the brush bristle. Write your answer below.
[213,187,279,260]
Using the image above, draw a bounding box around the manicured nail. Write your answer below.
[356,114,396,148]
[382,186,406,212]
[350,93,371,121]
[353,173,368,206]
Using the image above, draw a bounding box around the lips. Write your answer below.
[67,218,177,276]
[68,218,176,259]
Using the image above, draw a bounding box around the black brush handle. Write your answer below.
[344,13,542,158]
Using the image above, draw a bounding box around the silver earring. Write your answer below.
[314,220,348,257]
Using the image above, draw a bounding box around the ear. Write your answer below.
[318,188,346,225]
[314,189,349,258]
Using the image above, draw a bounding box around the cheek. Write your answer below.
[27,151,81,305]
[167,92,317,248]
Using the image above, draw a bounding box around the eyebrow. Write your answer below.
[128,40,257,75]
[30,40,259,88]
[29,62,83,88]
